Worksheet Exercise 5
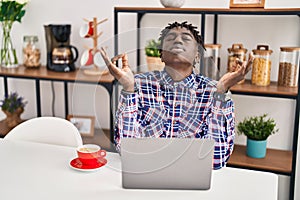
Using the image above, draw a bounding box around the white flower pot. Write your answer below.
[160,0,185,8]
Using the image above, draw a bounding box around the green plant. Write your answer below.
[0,0,29,66]
[0,0,28,22]
[237,114,279,141]
[0,92,27,113]
[145,39,161,57]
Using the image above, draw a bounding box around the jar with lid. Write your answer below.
[278,47,300,87]
[23,35,41,68]
[227,43,247,84]
[251,45,273,86]
[202,44,221,80]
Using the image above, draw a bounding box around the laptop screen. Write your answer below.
[121,138,215,190]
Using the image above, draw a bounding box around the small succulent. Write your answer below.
[0,92,27,113]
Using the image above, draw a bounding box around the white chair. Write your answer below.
[4,117,83,147]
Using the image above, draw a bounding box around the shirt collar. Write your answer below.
[160,68,196,89]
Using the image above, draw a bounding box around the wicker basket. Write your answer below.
[146,56,165,71]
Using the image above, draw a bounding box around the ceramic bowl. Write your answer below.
[160,0,185,8]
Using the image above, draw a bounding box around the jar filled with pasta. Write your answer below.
[202,44,221,80]
[251,45,273,86]
[278,47,300,87]
[227,43,247,84]
[23,35,41,68]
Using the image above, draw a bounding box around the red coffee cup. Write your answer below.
[79,21,94,38]
[80,49,94,66]
[77,144,106,166]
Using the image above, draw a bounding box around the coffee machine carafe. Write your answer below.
[44,24,78,72]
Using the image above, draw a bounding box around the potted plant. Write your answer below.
[145,39,165,71]
[0,92,27,128]
[237,114,279,158]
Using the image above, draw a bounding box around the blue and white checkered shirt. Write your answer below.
[115,70,235,169]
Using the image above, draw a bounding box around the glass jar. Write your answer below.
[278,47,300,87]
[23,35,41,68]
[202,44,221,80]
[227,43,247,84]
[251,45,273,86]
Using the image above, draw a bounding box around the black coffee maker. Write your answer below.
[44,24,78,72]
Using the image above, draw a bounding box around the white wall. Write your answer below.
[1,0,299,199]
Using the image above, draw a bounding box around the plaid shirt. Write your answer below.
[115,70,235,169]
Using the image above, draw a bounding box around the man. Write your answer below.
[100,21,252,169]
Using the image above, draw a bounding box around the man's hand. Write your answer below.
[217,53,254,93]
[99,47,135,92]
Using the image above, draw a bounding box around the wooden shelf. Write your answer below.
[0,65,114,84]
[115,7,300,14]
[230,80,298,98]
[1,121,116,152]
[228,144,292,175]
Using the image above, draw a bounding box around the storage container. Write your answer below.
[278,47,300,87]
[23,35,41,68]
[251,45,273,86]
[202,44,221,80]
[227,43,247,84]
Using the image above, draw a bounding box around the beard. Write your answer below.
[161,51,194,67]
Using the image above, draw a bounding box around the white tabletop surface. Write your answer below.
[0,139,278,200]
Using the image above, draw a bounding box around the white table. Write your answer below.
[0,139,278,200]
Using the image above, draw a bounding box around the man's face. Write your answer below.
[161,27,198,67]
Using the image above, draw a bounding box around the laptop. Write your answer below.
[121,137,215,190]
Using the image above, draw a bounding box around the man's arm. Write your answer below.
[114,90,140,152]
[204,90,235,170]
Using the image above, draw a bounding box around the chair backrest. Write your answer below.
[4,117,83,147]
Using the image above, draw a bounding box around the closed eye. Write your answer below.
[165,34,176,41]
[182,33,193,41]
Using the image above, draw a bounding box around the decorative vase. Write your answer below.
[3,107,23,128]
[146,56,165,71]
[160,0,185,8]
[0,21,18,68]
[246,138,267,158]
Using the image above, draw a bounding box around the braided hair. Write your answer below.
[158,21,206,58]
